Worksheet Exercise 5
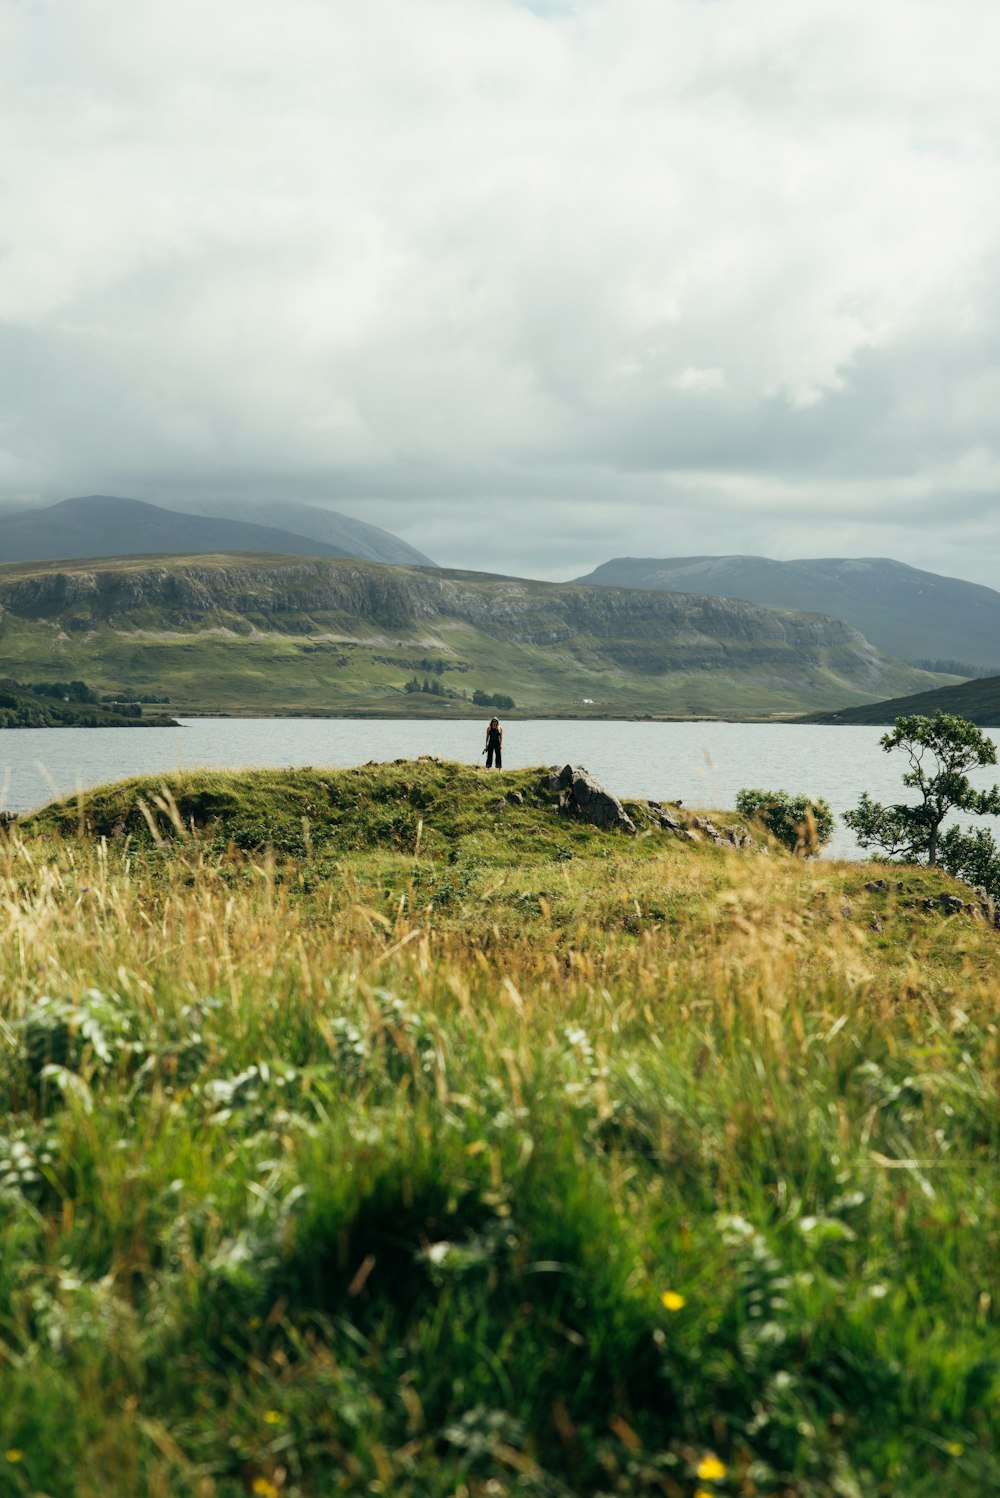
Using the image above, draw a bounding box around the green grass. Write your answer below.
[0,761,997,1495]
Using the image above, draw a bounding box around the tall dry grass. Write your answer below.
[0,781,996,1496]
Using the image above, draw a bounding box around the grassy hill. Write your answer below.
[575,555,1000,673]
[0,552,954,719]
[803,671,1000,725]
[1,760,997,1495]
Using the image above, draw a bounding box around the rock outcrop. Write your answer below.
[548,765,636,835]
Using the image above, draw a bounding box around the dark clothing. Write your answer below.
[485,725,502,769]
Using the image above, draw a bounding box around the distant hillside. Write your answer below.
[0,494,361,565]
[0,553,953,718]
[803,673,1000,726]
[575,555,1000,672]
[171,496,436,567]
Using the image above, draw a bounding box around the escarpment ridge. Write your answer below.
[0,553,952,717]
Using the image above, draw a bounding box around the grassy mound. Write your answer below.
[1,763,998,1496]
[25,759,710,862]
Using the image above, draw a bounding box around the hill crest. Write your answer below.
[0,493,435,570]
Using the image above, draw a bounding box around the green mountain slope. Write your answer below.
[0,553,954,718]
[575,555,1000,672]
[803,673,1000,725]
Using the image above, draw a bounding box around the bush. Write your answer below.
[938,824,1000,901]
[735,788,833,856]
[472,690,515,711]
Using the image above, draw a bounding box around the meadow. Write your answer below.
[0,761,997,1497]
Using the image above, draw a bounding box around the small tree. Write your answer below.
[844,711,1000,866]
[735,788,833,856]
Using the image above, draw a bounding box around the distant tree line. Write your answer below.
[911,659,1000,680]
[404,675,449,697]
[472,689,515,711]
[401,678,516,709]
[27,679,100,703]
[21,680,171,705]
[101,692,171,704]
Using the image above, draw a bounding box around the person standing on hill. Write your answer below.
[484,716,503,769]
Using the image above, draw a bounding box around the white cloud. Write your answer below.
[0,0,998,582]
[671,367,728,393]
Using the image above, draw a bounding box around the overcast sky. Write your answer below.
[1,0,998,583]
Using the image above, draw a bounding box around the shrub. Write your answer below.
[735,788,833,856]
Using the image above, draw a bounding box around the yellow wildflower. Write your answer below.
[5,1450,24,1463]
[660,1290,686,1311]
[696,1454,727,1481]
[695,1491,714,1498]
[263,1409,283,1425]
[948,1442,964,1456]
[251,1478,279,1498]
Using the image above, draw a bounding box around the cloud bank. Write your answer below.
[1,0,998,582]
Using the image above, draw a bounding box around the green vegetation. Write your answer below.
[804,672,1000,727]
[472,689,516,711]
[0,553,950,719]
[0,760,997,1495]
[734,789,834,856]
[845,712,1000,866]
[0,677,177,728]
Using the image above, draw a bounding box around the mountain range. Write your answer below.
[0,494,436,568]
[575,555,1000,673]
[0,552,950,719]
[167,495,434,567]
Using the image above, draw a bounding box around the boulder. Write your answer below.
[554,764,636,835]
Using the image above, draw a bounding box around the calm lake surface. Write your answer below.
[3,717,999,859]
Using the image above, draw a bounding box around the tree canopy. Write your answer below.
[844,711,1000,867]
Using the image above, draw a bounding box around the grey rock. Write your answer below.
[865,879,889,893]
[554,765,637,835]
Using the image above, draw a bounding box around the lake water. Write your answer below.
[2,717,999,860]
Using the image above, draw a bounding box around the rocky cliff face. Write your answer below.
[0,555,916,692]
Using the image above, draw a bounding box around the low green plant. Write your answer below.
[734,787,833,854]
